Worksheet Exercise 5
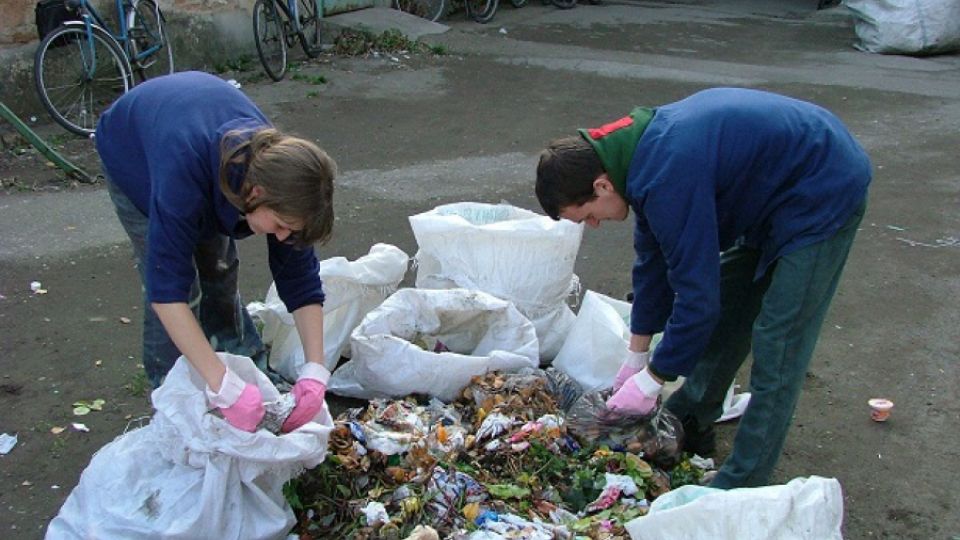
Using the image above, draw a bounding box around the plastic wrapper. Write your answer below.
[542,367,585,412]
[565,393,683,469]
[258,392,297,434]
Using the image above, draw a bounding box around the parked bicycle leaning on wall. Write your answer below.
[33,0,174,135]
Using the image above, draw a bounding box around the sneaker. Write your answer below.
[681,416,717,457]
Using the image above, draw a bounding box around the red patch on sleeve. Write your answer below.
[587,116,634,139]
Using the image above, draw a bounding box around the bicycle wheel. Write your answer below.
[34,24,133,136]
[296,0,322,58]
[509,0,527,7]
[465,0,498,23]
[550,0,576,8]
[395,0,445,22]
[126,0,174,82]
[253,0,287,81]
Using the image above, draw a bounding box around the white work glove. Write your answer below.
[205,368,265,432]
[612,350,650,392]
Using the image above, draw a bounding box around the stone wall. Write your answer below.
[2,0,41,44]
[0,0,255,45]
[0,0,263,118]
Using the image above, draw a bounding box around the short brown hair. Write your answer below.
[219,128,336,248]
[535,136,603,220]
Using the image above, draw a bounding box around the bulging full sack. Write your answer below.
[409,202,582,361]
[328,288,539,402]
[249,243,409,381]
[845,0,960,55]
[46,353,334,540]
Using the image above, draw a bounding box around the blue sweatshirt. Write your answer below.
[96,71,324,312]
[625,88,871,378]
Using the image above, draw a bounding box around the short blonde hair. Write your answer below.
[219,128,336,247]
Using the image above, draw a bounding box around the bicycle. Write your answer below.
[394,0,446,22]
[252,0,323,81]
[33,0,174,136]
[464,0,499,23]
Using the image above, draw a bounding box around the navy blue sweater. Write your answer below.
[626,88,871,378]
[96,71,324,312]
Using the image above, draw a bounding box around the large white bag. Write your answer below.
[409,202,582,361]
[248,243,409,381]
[46,353,334,540]
[625,476,844,539]
[845,0,960,55]
[552,290,749,422]
[328,288,539,402]
[553,290,638,392]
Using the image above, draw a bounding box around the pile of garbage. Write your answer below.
[288,369,713,539]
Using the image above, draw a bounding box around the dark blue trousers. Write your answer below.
[666,201,866,488]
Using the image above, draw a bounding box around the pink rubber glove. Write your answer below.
[606,367,662,416]
[612,350,650,392]
[281,362,331,433]
[206,368,265,432]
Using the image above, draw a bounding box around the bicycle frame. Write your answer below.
[72,0,164,69]
[274,0,324,32]
[273,0,302,33]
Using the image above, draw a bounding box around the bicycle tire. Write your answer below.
[296,0,322,58]
[395,0,445,22]
[465,0,498,23]
[550,0,576,8]
[34,24,133,136]
[253,0,288,81]
[126,0,174,82]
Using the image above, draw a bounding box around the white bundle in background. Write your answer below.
[248,243,410,382]
[845,0,960,55]
[409,202,583,361]
[46,353,334,540]
[328,288,539,402]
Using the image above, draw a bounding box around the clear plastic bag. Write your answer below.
[565,392,683,469]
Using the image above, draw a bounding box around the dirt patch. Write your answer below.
[0,128,103,193]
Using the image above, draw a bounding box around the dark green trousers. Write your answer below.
[665,201,866,488]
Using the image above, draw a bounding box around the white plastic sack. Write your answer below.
[328,288,539,402]
[625,476,844,539]
[845,0,960,55]
[553,290,641,392]
[552,290,750,422]
[409,202,583,361]
[47,353,334,540]
[248,243,409,381]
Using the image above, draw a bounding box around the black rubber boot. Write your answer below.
[681,416,717,457]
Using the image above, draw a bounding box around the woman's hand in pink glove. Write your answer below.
[206,368,265,432]
[606,367,662,416]
[281,362,331,433]
[611,350,650,392]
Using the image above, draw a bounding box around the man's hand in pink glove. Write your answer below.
[606,367,663,416]
[612,350,650,392]
[281,362,331,433]
[205,368,265,432]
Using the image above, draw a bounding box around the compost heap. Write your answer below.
[288,369,711,539]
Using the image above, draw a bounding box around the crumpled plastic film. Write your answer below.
[257,392,298,434]
[565,392,683,469]
[542,367,585,412]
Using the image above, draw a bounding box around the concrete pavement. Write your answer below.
[1,2,958,538]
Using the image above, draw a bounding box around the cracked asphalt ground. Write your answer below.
[1,1,958,538]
